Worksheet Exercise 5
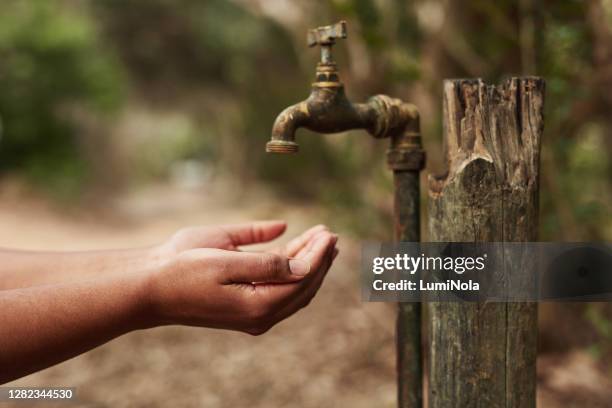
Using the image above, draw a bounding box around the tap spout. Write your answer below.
[266,82,420,154]
[266,101,309,154]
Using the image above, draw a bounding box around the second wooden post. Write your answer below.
[427,77,544,407]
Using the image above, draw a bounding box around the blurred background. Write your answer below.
[1,0,611,406]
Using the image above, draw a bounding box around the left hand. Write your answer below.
[156,221,331,257]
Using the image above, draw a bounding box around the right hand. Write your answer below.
[147,227,338,335]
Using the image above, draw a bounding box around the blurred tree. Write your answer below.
[0,0,124,198]
[0,0,608,239]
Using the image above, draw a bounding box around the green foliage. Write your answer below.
[133,113,209,182]
[94,0,309,184]
[585,304,612,364]
[537,2,612,240]
[0,0,124,198]
[333,0,385,48]
[0,0,609,240]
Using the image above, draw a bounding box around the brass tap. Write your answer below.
[266,21,424,172]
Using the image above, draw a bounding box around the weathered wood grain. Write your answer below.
[427,77,544,407]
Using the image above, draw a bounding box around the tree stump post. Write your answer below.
[427,77,544,407]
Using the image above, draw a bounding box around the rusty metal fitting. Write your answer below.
[369,95,404,138]
[266,140,299,154]
[387,147,426,171]
[313,63,342,88]
[369,95,420,139]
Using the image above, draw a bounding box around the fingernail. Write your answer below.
[289,259,310,276]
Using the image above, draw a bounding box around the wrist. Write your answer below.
[130,269,165,330]
[135,251,179,328]
[146,242,177,268]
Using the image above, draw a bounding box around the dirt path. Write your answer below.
[1,182,609,407]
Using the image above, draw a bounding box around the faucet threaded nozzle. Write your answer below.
[266,140,299,154]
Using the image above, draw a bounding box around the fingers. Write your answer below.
[270,233,338,322]
[283,224,329,257]
[293,227,334,260]
[217,250,310,284]
[248,232,338,328]
[155,229,338,335]
[299,231,337,271]
[221,220,287,247]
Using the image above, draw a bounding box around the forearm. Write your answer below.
[0,248,158,290]
[0,273,152,383]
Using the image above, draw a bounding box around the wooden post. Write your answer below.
[427,77,544,407]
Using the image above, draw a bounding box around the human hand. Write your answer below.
[147,225,338,335]
[156,220,292,255]
[0,222,337,384]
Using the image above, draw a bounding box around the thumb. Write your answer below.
[220,251,310,284]
[221,220,287,247]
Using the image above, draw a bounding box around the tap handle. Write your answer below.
[307,20,347,47]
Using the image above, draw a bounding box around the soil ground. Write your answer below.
[1,182,610,407]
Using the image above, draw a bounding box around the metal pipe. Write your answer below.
[392,158,423,408]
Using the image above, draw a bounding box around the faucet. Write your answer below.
[266,21,426,408]
[266,20,423,173]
